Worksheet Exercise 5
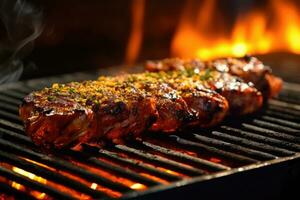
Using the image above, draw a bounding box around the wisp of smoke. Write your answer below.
[0,0,43,84]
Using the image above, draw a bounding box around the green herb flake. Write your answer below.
[96,88,103,93]
[200,68,212,81]
[47,96,56,101]
[68,88,76,93]
[186,68,195,77]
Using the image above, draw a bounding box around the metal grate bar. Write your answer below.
[264,110,300,122]
[260,115,300,130]
[63,149,162,187]
[90,147,183,182]
[169,135,258,164]
[141,141,230,171]
[277,92,300,104]
[192,134,277,160]
[115,145,206,176]
[221,126,300,151]
[0,109,22,123]
[0,150,107,199]
[0,166,75,200]
[211,131,294,157]
[0,101,19,114]
[242,123,300,143]
[269,99,300,111]
[251,119,300,135]
[0,94,21,105]
[0,127,33,146]
[0,138,133,193]
[0,90,25,100]
[268,105,300,117]
[0,118,24,133]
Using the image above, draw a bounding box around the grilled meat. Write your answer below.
[20,80,158,149]
[20,71,230,149]
[143,67,263,115]
[116,72,229,131]
[145,56,282,98]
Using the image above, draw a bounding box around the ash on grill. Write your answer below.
[0,71,299,200]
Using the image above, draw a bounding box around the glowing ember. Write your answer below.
[11,167,47,199]
[90,182,98,190]
[36,193,46,199]
[210,157,221,163]
[130,183,146,190]
[165,169,180,176]
[32,191,46,200]
[172,0,300,60]
[24,158,53,170]
[12,167,47,184]
[11,181,24,191]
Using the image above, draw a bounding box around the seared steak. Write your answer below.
[20,71,232,149]
[20,56,278,149]
[145,56,282,98]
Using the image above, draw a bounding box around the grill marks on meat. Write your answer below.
[20,92,93,149]
[20,56,277,149]
[116,73,229,131]
[145,56,282,98]
[20,80,159,149]
[20,72,229,149]
[141,68,263,116]
[206,72,263,115]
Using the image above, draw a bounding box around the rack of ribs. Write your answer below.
[19,56,281,149]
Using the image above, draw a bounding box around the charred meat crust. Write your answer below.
[20,93,93,149]
[20,94,158,149]
[20,70,229,149]
[145,56,282,98]
[20,57,273,150]
[143,67,263,116]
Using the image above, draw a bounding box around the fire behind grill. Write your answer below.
[0,68,299,200]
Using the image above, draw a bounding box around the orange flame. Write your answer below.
[125,0,145,64]
[172,0,300,60]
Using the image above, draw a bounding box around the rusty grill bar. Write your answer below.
[0,71,299,199]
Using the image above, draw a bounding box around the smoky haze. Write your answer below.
[0,0,42,84]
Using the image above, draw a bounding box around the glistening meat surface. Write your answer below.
[20,57,280,150]
[141,68,263,115]
[145,56,282,98]
[20,70,232,149]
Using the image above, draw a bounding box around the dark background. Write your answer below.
[1,0,300,82]
[23,0,184,79]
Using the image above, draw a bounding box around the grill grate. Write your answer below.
[0,71,299,199]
